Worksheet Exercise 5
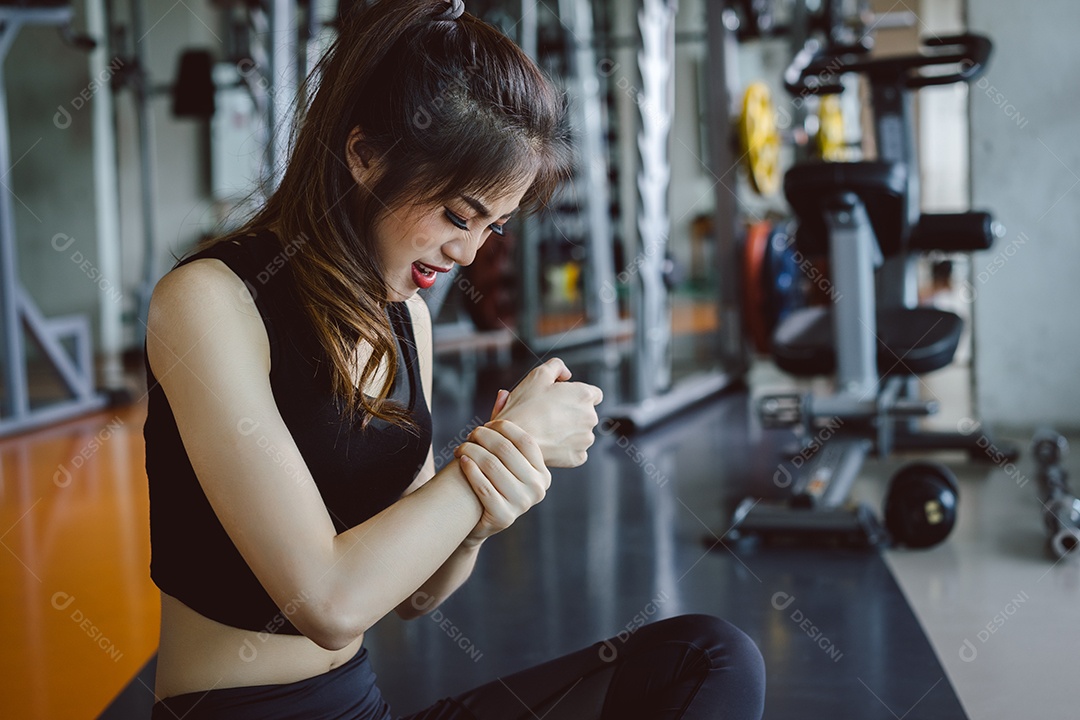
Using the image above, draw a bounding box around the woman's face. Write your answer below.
[373,183,531,302]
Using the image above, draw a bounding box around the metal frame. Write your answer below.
[0,5,108,436]
[87,0,126,400]
[269,0,297,189]
[729,30,1013,543]
[603,0,744,432]
[828,198,881,399]
[726,198,917,546]
[517,0,631,353]
[128,0,160,351]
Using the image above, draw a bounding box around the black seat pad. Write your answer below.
[772,306,962,376]
[784,161,909,256]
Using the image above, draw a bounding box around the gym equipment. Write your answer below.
[784,35,1016,459]
[741,221,806,354]
[729,405,960,549]
[603,0,737,432]
[726,34,1004,548]
[737,82,782,195]
[172,50,216,118]
[741,221,773,353]
[105,0,164,354]
[882,462,958,548]
[515,0,629,353]
[813,95,845,161]
[733,78,848,194]
[727,0,914,165]
[701,0,916,384]
[735,77,846,193]
[0,2,110,435]
[1032,429,1079,560]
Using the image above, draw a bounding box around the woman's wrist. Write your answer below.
[449,447,489,551]
[460,535,486,551]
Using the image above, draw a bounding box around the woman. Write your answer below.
[143,0,765,717]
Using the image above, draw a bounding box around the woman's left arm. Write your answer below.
[394,295,487,619]
[394,533,484,619]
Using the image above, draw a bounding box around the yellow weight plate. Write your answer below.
[738,82,781,195]
[816,95,845,161]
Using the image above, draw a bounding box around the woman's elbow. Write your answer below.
[297,598,369,651]
[307,623,360,651]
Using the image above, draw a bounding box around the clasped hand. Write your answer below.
[453,358,603,546]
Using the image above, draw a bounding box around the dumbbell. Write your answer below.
[883,462,959,549]
[1032,429,1079,559]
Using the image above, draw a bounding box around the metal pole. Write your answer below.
[269,0,297,189]
[631,0,677,401]
[131,0,159,349]
[87,0,126,396]
[0,14,28,421]
[705,0,748,376]
[557,0,618,343]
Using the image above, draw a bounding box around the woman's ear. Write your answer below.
[345,126,379,187]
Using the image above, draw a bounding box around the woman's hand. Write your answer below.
[488,358,603,468]
[454,419,550,546]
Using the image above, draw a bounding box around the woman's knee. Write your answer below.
[641,614,765,672]
[604,614,765,718]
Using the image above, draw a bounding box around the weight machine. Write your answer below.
[727,31,1013,548]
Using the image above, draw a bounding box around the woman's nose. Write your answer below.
[444,230,486,267]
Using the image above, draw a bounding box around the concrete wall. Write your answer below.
[7,15,102,341]
[968,0,1080,430]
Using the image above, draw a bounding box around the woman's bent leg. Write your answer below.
[399,613,765,720]
[599,613,765,719]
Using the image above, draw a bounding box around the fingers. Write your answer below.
[454,437,536,505]
[571,381,603,406]
[459,426,547,494]
[484,420,548,478]
[537,357,572,383]
[457,454,517,528]
[490,389,509,421]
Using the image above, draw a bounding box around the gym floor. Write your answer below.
[2,332,1076,720]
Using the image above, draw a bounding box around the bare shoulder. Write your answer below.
[146,255,271,379]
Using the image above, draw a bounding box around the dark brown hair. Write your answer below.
[184,0,573,433]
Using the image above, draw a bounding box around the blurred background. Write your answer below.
[0,0,1077,718]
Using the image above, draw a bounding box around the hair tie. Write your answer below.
[433,0,465,21]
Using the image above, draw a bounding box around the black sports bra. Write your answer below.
[143,230,432,634]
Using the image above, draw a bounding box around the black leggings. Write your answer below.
[150,614,765,720]
[407,613,766,720]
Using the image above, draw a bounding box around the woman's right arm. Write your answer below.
[147,260,485,651]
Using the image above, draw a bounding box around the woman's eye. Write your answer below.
[444,208,469,230]
[489,222,506,236]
